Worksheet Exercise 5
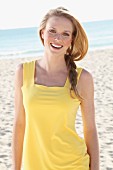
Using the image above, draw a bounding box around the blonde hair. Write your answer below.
[39,7,88,98]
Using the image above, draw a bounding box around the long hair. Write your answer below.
[38,7,88,98]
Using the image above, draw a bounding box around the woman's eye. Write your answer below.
[63,33,70,36]
[49,29,56,33]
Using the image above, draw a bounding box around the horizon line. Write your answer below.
[0,18,113,30]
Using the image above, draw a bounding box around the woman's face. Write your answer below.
[41,16,73,56]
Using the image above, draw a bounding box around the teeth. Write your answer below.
[51,43,63,48]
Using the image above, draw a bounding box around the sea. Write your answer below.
[0,19,113,59]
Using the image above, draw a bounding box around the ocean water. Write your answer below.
[0,19,113,59]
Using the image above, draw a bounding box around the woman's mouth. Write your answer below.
[50,43,63,49]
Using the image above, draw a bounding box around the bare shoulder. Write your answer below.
[15,63,23,87]
[16,63,23,72]
[80,68,93,83]
[78,68,94,98]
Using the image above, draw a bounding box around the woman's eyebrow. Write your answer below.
[48,27,56,29]
[48,26,72,33]
[64,30,71,33]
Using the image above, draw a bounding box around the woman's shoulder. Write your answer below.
[15,63,24,87]
[16,60,35,72]
[77,67,94,95]
[15,60,33,88]
[77,66,93,82]
[81,68,93,80]
[81,68,93,84]
[15,63,23,76]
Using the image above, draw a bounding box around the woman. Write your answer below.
[12,7,99,170]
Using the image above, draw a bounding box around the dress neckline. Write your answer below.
[33,60,69,89]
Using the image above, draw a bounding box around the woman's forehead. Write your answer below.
[46,16,74,31]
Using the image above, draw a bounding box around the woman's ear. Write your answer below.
[41,29,44,39]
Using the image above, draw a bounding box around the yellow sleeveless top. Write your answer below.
[21,60,90,170]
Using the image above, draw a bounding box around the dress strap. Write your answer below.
[77,67,83,82]
[65,67,83,88]
[22,60,35,86]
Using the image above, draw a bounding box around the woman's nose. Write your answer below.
[54,33,62,40]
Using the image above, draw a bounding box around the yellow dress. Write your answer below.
[21,60,90,170]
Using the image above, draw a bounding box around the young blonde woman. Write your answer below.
[12,7,100,170]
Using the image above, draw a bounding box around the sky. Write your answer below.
[0,0,113,29]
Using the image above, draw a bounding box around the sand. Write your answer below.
[0,49,113,170]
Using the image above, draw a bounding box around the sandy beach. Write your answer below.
[0,48,113,170]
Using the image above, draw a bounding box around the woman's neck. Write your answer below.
[38,53,67,74]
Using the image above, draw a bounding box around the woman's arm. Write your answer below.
[78,69,100,170]
[12,64,25,170]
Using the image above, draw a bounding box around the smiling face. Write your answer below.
[41,16,74,57]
